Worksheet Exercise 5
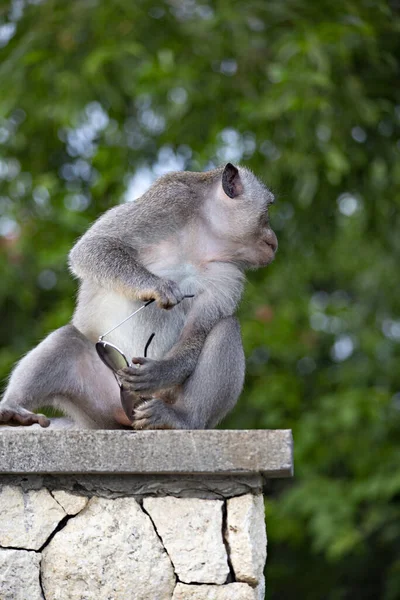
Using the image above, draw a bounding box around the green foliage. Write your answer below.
[1,0,399,597]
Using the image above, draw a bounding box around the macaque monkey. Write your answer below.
[0,163,277,430]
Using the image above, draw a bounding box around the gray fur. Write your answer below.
[0,164,277,430]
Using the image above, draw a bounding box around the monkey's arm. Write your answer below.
[69,235,183,308]
[118,269,244,393]
[69,183,193,307]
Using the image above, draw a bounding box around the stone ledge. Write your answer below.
[0,431,291,598]
[0,429,293,478]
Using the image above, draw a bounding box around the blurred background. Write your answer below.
[0,0,400,597]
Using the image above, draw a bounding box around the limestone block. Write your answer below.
[226,494,267,585]
[144,497,229,584]
[256,575,266,600]
[0,485,66,550]
[0,549,43,600]
[52,490,88,515]
[41,496,175,600]
[172,582,259,600]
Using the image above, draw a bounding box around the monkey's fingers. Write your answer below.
[119,379,155,393]
[118,359,167,393]
[154,296,176,310]
[120,374,148,384]
[131,357,148,366]
[119,358,151,372]
[37,414,51,427]
[154,295,180,310]
[119,370,156,386]
[132,399,171,430]
[0,408,50,428]
[154,279,184,309]
[120,359,154,378]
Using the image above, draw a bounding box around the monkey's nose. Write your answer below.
[264,229,278,253]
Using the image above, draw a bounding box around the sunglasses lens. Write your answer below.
[96,342,128,372]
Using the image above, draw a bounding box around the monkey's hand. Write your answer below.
[0,406,50,428]
[137,279,184,309]
[117,357,181,394]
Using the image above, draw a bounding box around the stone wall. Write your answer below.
[0,430,293,600]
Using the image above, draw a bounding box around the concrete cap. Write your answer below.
[0,430,293,478]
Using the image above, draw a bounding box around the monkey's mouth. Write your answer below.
[261,229,278,255]
[259,243,277,266]
[233,241,277,269]
[263,237,278,253]
[265,241,277,252]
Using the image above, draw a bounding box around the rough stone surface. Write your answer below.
[172,582,260,600]
[0,485,66,550]
[256,575,266,600]
[41,496,175,600]
[0,430,293,478]
[226,494,267,585]
[144,497,229,584]
[0,473,264,499]
[51,490,88,514]
[0,549,43,600]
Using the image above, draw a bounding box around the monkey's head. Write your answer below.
[207,163,278,269]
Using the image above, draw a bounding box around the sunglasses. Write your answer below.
[96,299,156,374]
[95,295,194,418]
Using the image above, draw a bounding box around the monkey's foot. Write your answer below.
[132,398,186,430]
[0,406,50,428]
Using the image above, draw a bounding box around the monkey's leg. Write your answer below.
[132,317,245,430]
[0,325,121,429]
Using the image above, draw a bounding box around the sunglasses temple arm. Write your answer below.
[99,295,194,341]
[100,299,155,340]
[144,333,155,358]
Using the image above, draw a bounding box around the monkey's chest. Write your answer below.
[116,261,202,360]
[148,259,200,292]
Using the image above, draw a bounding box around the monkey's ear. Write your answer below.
[222,163,243,198]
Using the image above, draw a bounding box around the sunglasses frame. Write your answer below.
[95,299,156,376]
[96,329,156,420]
[95,340,131,372]
[96,332,155,376]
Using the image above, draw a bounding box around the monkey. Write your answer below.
[0,163,277,430]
